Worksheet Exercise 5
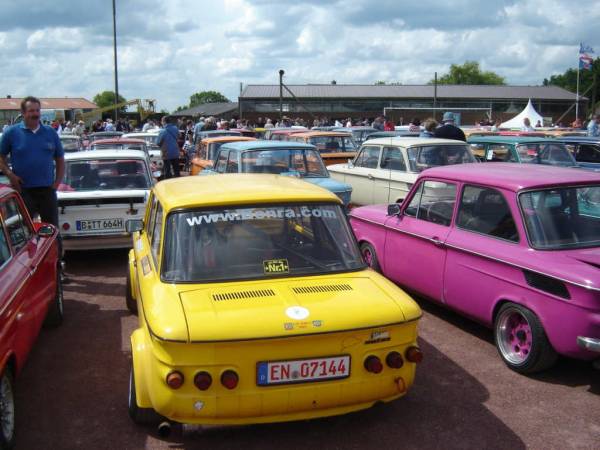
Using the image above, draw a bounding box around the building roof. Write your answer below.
[240,84,582,101]
[0,97,97,111]
[154,173,339,211]
[423,163,599,192]
[172,102,238,117]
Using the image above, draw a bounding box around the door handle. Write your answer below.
[429,237,445,248]
[367,173,374,180]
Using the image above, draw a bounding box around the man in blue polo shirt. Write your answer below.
[0,96,65,226]
[157,115,181,178]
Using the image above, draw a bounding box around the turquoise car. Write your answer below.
[468,136,578,168]
[201,141,353,206]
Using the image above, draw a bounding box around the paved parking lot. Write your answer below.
[14,250,600,450]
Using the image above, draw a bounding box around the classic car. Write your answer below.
[328,138,476,206]
[57,149,153,250]
[89,138,148,153]
[552,136,600,171]
[0,185,62,449]
[202,141,353,206]
[288,131,358,165]
[87,131,123,145]
[365,131,420,140]
[263,126,307,141]
[350,163,600,374]
[59,134,84,152]
[192,130,242,147]
[190,136,256,176]
[331,127,378,145]
[468,136,578,167]
[125,174,422,428]
[122,132,163,170]
[267,129,306,141]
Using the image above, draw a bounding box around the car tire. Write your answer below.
[128,363,160,425]
[44,268,64,328]
[0,370,16,450]
[126,269,138,315]
[360,242,381,273]
[494,303,558,374]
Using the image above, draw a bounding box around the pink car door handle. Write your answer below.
[429,237,445,248]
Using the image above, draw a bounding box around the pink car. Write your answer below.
[350,163,600,374]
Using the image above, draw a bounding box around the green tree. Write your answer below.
[189,91,230,107]
[92,91,127,112]
[431,61,505,85]
[543,57,599,111]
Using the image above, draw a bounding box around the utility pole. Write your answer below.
[112,0,119,122]
[279,69,284,121]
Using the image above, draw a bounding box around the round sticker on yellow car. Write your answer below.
[286,306,310,320]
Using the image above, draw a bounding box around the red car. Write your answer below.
[0,185,63,449]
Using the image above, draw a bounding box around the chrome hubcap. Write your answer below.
[497,310,533,365]
[0,375,14,441]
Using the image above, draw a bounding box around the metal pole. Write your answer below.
[279,70,284,122]
[239,82,243,120]
[433,72,437,120]
[576,62,580,121]
[112,0,119,122]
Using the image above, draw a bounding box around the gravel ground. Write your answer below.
[13,249,600,450]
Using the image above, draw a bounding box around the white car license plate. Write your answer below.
[76,218,124,232]
[257,355,350,386]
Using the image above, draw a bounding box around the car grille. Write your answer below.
[292,284,353,294]
[212,289,276,301]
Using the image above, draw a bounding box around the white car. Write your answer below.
[57,150,153,250]
[328,137,476,205]
[122,131,163,169]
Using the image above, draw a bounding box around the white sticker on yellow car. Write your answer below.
[286,306,310,320]
[185,207,336,226]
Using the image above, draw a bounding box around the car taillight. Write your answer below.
[166,371,184,389]
[221,370,239,389]
[405,346,423,363]
[62,222,70,231]
[194,371,212,391]
[386,351,404,369]
[364,355,383,374]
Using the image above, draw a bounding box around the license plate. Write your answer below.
[257,355,350,386]
[76,218,124,231]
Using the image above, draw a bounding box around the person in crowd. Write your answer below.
[587,115,599,137]
[433,112,466,141]
[0,96,65,227]
[62,121,72,134]
[384,117,395,131]
[104,118,115,131]
[571,118,582,129]
[74,120,85,136]
[491,118,502,132]
[157,116,180,179]
[419,118,438,137]
[372,116,384,131]
[521,117,535,132]
[408,117,421,132]
[142,119,153,132]
[535,120,543,128]
[193,116,205,138]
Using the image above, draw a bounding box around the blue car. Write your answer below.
[201,141,353,206]
[552,136,600,171]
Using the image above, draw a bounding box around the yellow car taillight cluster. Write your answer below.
[165,369,239,391]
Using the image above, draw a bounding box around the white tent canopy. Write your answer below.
[500,99,544,128]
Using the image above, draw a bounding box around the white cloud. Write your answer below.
[0,0,598,111]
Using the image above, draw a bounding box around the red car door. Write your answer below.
[0,195,54,371]
[383,179,458,302]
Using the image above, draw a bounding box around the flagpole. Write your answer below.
[576,61,580,121]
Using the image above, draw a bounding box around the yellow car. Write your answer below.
[125,174,422,430]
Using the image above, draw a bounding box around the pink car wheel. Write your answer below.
[494,303,557,374]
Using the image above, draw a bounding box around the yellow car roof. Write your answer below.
[154,174,341,211]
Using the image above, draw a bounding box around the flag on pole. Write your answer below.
[579,42,595,70]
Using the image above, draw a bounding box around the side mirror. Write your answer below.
[387,203,402,216]
[347,159,354,168]
[37,224,55,237]
[126,219,143,233]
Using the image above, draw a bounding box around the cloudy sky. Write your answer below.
[0,0,598,111]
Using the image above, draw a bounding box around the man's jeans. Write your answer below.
[21,186,62,257]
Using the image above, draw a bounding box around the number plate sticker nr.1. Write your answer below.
[257,355,350,386]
